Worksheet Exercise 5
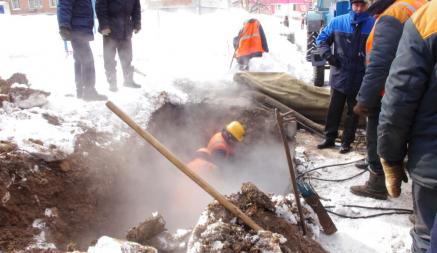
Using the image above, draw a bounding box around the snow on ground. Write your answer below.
[0,8,312,157]
[0,7,414,253]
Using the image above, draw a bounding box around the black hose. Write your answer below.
[297,157,366,179]
[327,210,412,219]
[301,170,367,182]
[323,204,413,219]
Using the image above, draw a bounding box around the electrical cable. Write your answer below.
[326,210,412,219]
[301,170,367,182]
[297,157,366,179]
[323,204,413,219]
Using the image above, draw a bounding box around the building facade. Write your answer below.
[6,0,57,15]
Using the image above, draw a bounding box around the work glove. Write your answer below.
[353,103,370,117]
[101,27,111,36]
[326,55,341,68]
[380,158,408,198]
[59,26,71,41]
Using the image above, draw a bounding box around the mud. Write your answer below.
[188,182,327,253]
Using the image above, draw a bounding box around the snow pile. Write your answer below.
[88,236,157,253]
[187,182,327,253]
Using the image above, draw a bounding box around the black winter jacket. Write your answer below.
[378,0,437,189]
[96,0,141,40]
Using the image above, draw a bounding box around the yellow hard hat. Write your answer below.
[226,121,245,142]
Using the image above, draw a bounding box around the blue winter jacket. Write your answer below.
[57,0,94,40]
[316,11,374,95]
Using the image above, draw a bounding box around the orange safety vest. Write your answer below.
[236,20,265,58]
[187,132,234,171]
[365,0,426,96]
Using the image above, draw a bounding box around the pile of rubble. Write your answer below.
[0,73,50,110]
[187,182,328,253]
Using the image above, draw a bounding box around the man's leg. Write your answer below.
[72,38,106,101]
[103,36,118,91]
[70,39,84,98]
[339,93,359,153]
[119,38,140,88]
[350,105,387,199]
[411,182,437,253]
[367,106,383,173]
[318,89,346,148]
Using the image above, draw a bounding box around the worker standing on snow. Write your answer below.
[95,0,142,92]
[57,0,108,101]
[233,19,269,71]
[187,121,245,173]
[377,0,437,252]
[350,0,425,200]
[315,0,374,154]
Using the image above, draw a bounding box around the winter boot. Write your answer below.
[123,80,141,89]
[350,171,388,200]
[317,139,335,149]
[76,86,84,99]
[355,159,369,170]
[107,73,118,92]
[82,87,107,102]
[123,70,141,89]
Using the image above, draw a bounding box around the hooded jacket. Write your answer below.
[356,0,426,108]
[316,11,374,95]
[378,0,437,189]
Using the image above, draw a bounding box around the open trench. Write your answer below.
[0,94,299,251]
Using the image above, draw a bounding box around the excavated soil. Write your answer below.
[189,183,327,253]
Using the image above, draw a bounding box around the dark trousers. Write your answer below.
[430,214,437,253]
[71,38,96,95]
[103,36,134,84]
[324,88,359,145]
[367,105,383,174]
[411,182,437,253]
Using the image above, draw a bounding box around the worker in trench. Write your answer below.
[187,121,246,174]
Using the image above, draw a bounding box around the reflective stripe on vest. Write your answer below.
[236,20,264,58]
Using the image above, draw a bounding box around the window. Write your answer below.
[49,0,57,7]
[10,0,20,9]
[28,0,42,9]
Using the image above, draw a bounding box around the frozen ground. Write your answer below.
[0,8,413,253]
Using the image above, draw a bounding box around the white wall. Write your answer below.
[0,1,11,15]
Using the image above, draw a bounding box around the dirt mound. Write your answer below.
[188,182,327,253]
[0,130,122,251]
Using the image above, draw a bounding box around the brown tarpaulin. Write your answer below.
[234,72,330,123]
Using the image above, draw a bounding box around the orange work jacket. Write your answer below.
[187,132,234,172]
[236,20,265,58]
[365,0,425,96]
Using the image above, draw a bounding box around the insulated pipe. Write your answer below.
[106,101,263,232]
